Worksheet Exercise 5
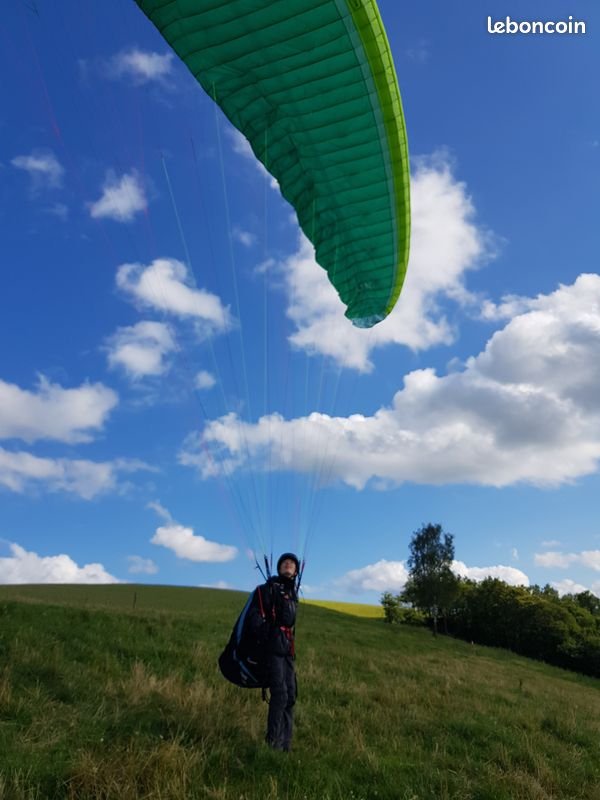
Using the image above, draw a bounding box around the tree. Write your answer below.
[529,583,560,602]
[381,591,401,623]
[573,591,600,617]
[403,523,459,636]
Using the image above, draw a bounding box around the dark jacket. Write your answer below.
[248,575,298,657]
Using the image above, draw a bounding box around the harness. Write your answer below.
[257,583,296,702]
[258,584,296,656]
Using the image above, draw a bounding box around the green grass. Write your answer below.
[0,584,599,799]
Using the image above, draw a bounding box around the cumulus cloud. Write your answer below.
[335,560,409,594]
[480,295,534,322]
[452,560,529,586]
[534,551,575,568]
[227,128,279,190]
[107,321,176,378]
[551,578,591,596]
[0,449,152,499]
[334,557,529,595]
[105,48,174,85]
[148,502,237,562]
[0,542,119,583]
[534,550,600,571]
[116,258,231,333]
[151,523,237,563]
[127,555,158,575]
[11,150,64,191]
[89,171,147,222]
[181,273,600,489]
[0,376,117,444]
[195,370,216,390]
[280,153,492,371]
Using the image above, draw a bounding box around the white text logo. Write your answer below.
[487,16,586,35]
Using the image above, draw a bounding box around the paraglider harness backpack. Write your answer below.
[219,584,293,690]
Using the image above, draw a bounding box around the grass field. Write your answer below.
[303,599,383,618]
[0,584,599,799]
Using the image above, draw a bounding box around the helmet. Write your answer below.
[277,552,300,575]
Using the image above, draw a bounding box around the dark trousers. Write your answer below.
[266,654,296,749]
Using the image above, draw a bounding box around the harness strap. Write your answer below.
[258,585,276,622]
[257,586,265,619]
[280,625,295,657]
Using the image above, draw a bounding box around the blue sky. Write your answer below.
[2,1,600,601]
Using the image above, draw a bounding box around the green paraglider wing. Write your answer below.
[135,0,410,328]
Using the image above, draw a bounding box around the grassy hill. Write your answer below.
[304,599,383,618]
[0,584,599,800]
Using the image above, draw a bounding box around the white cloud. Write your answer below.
[148,502,236,563]
[255,257,276,276]
[580,552,600,570]
[127,555,158,575]
[551,578,591,596]
[227,128,279,190]
[334,557,529,596]
[0,376,117,444]
[89,171,147,222]
[233,228,257,248]
[107,321,176,378]
[480,295,534,322]
[335,559,409,594]
[228,128,254,159]
[534,551,576,568]
[116,258,231,332]
[195,370,216,390]
[541,539,562,548]
[151,523,237,563]
[181,273,600,489]
[281,153,492,371]
[105,48,174,85]
[11,150,64,190]
[511,548,519,561]
[0,449,151,499]
[0,542,119,584]
[535,550,600,571]
[147,500,172,523]
[452,560,529,586]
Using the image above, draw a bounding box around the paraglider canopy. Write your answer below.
[135,0,411,327]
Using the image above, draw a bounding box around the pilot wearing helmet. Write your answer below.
[248,552,299,752]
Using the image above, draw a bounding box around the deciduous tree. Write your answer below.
[403,523,459,635]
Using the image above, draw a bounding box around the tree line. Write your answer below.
[382,523,600,679]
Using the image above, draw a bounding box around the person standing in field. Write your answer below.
[248,552,299,752]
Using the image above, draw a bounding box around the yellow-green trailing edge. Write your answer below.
[135,0,411,328]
